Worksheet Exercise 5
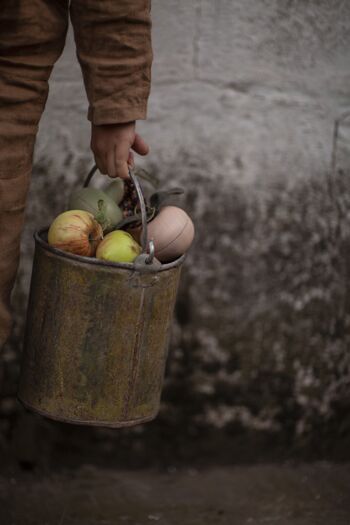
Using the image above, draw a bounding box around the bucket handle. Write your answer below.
[83,164,155,265]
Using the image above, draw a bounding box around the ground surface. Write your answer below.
[1,463,350,525]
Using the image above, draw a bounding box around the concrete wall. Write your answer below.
[3,0,350,458]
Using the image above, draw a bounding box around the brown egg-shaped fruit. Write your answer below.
[146,206,195,263]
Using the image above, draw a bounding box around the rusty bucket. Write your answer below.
[18,167,184,427]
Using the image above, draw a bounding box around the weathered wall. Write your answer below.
[2,0,350,462]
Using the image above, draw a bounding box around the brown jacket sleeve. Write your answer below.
[70,0,153,125]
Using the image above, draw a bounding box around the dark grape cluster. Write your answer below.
[120,178,139,218]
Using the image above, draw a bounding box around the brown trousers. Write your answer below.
[0,1,69,348]
[0,0,152,348]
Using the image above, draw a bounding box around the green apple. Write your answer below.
[96,230,141,263]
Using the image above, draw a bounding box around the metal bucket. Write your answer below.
[18,168,184,427]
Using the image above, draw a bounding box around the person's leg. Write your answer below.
[0,0,69,348]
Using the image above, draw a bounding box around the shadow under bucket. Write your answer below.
[18,170,184,428]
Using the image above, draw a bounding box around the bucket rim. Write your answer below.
[34,227,185,272]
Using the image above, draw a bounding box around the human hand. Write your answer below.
[90,121,149,179]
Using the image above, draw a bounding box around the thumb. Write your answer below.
[132,133,149,156]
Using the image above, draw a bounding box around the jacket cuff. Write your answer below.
[88,103,148,125]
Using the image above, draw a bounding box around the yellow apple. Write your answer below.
[96,230,141,263]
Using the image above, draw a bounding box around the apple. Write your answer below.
[96,230,141,263]
[48,210,103,257]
